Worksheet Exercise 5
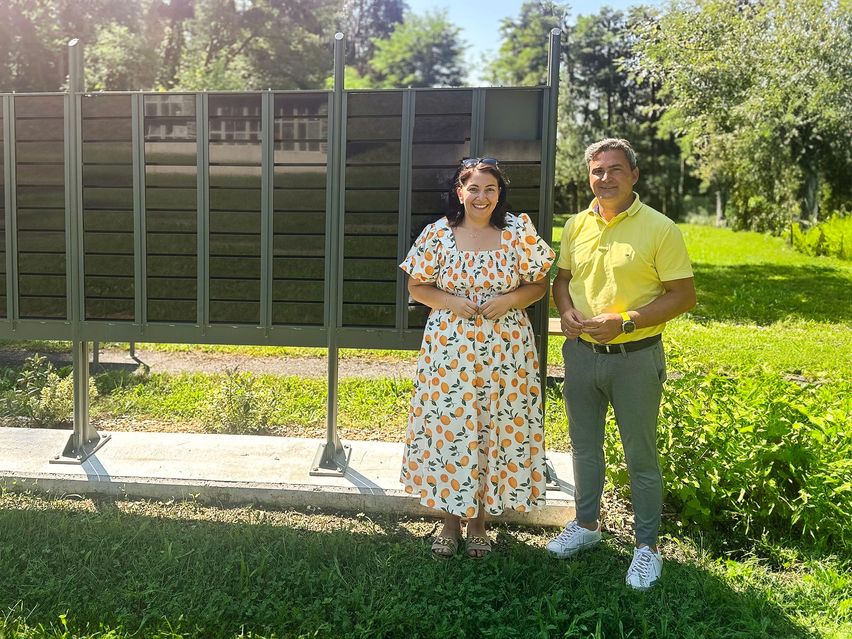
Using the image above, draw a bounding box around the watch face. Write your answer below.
[623,320,636,334]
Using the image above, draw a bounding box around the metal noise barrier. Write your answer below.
[0,31,562,473]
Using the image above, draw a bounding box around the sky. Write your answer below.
[412,0,666,84]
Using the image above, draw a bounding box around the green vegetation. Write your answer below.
[0,491,848,639]
[635,0,851,231]
[0,354,96,427]
[792,215,852,261]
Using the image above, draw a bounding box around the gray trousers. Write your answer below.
[562,337,667,547]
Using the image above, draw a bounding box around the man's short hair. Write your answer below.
[584,138,637,170]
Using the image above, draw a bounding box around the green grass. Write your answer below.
[0,491,848,639]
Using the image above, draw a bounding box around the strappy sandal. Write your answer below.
[466,535,492,559]
[431,536,459,560]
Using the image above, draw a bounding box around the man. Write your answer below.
[546,138,695,590]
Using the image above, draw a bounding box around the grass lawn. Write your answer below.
[0,490,849,639]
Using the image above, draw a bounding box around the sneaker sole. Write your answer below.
[546,539,601,559]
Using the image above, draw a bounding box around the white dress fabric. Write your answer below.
[399,213,555,517]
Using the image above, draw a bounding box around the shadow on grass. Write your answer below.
[0,498,818,639]
[692,263,851,324]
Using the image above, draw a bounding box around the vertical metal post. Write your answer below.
[541,28,562,486]
[261,91,273,335]
[470,88,486,156]
[198,93,209,333]
[538,28,562,381]
[3,95,19,329]
[311,32,351,476]
[396,90,414,330]
[132,93,147,332]
[53,38,110,464]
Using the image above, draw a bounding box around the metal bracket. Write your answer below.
[309,441,352,477]
[51,432,112,465]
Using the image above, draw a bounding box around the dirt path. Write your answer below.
[0,347,565,379]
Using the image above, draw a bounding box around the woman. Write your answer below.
[399,158,555,559]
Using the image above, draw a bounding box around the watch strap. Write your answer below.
[620,311,631,322]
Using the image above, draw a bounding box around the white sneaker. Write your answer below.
[546,520,602,559]
[625,546,663,590]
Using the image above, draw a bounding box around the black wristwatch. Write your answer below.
[620,311,636,334]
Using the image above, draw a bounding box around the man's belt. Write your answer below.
[577,334,661,355]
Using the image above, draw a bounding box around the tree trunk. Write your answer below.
[804,170,820,223]
[715,190,724,227]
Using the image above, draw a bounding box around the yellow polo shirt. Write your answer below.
[557,194,693,344]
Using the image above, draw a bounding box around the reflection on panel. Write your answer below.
[273,93,329,326]
[82,94,134,321]
[144,94,198,323]
[209,94,261,324]
[342,91,402,328]
[405,89,474,329]
[14,95,66,320]
[483,89,543,225]
[0,107,5,318]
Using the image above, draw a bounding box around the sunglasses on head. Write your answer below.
[461,157,499,168]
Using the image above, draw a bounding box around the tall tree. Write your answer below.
[169,0,340,91]
[487,0,570,87]
[368,10,465,87]
[635,0,852,232]
[558,6,688,217]
[0,0,136,91]
[340,0,406,76]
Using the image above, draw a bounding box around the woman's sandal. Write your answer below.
[431,536,459,560]
[466,535,492,559]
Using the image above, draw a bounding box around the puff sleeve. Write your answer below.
[514,213,555,282]
[400,223,441,283]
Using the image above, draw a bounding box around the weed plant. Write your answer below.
[602,373,852,549]
[792,214,852,260]
[203,368,278,434]
[1,354,97,427]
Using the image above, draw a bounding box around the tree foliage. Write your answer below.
[367,10,465,88]
[561,6,691,218]
[635,0,852,232]
[340,0,406,76]
[487,0,569,87]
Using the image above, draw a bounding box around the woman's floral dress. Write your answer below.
[399,213,555,517]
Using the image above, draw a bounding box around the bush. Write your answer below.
[3,354,98,427]
[603,373,852,548]
[202,368,278,434]
[791,214,852,260]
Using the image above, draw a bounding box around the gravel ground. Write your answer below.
[0,346,565,379]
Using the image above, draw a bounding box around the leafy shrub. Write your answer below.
[3,354,98,426]
[603,373,852,547]
[791,214,852,260]
[203,368,278,434]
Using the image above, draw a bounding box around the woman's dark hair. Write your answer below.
[446,160,511,229]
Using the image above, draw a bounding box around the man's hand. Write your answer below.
[582,313,623,343]
[447,296,479,319]
[561,308,586,338]
[479,295,513,320]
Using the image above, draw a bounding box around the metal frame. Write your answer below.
[52,39,111,464]
[0,32,560,475]
[310,32,351,476]
[3,95,19,328]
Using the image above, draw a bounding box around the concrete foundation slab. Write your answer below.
[0,427,575,526]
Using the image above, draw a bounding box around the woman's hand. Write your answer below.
[447,296,479,319]
[479,295,513,320]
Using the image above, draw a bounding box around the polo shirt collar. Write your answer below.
[587,193,642,219]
